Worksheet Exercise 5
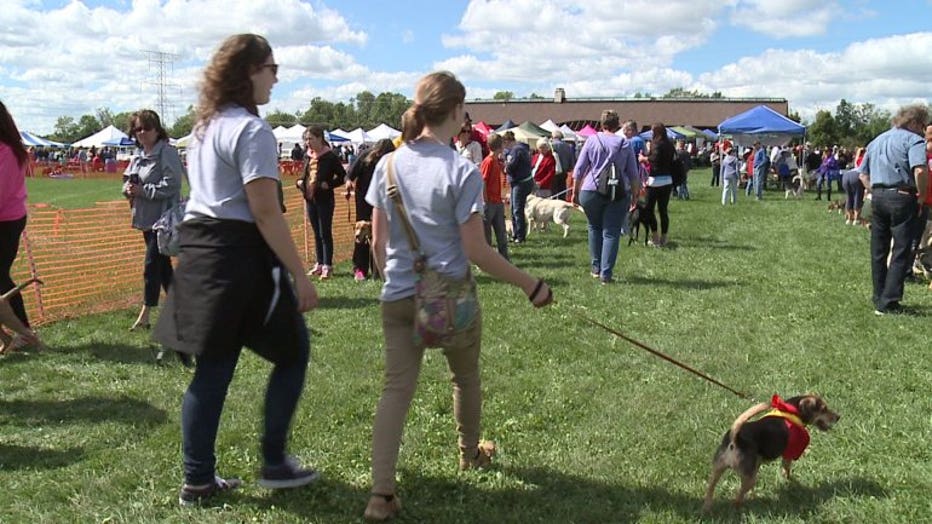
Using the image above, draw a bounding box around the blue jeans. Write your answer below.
[579,190,625,281]
[509,178,535,241]
[306,192,335,266]
[181,317,310,485]
[870,189,919,311]
[753,167,766,198]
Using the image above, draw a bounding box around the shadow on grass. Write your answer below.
[0,444,85,470]
[409,467,884,523]
[47,341,158,365]
[0,395,167,426]
[627,275,737,290]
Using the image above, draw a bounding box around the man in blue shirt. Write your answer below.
[550,130,576,201]
[503,131,534,243]
[752,141,770,200]
[858,104,929,315]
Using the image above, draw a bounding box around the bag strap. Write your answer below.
[384,153,423,255]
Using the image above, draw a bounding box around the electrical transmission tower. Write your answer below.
[144,50,180,122]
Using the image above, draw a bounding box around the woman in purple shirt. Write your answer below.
[572,110,640,283]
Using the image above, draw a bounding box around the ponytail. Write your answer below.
[401,104,425,142]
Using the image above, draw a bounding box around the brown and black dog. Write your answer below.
[354,220,382,280]
[627,198,649,246]
[702,394,840,513]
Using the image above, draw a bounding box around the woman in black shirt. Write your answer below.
[297,125,346,279]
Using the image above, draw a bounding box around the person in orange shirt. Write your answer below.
[480,133,509,260]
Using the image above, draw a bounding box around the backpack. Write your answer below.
[594,135,626,201]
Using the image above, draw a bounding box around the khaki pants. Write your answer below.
[370,297,483,495]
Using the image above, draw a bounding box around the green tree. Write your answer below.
[807,110,838,148]
[50,116,80,143]
[265,109,298,128]
[528,92,545,99]
[493,91,514,101]
[169,105,196,138]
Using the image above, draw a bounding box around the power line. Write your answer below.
[144,50,181,123]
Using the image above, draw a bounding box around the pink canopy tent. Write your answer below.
[576,124,598,138]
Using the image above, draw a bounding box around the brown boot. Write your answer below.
[459,440,497,470]
[364,494,401,521]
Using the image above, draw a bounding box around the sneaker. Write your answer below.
[319,265,332,280]
[258,456,320,489]
[590,270,600,279]
[459,440,496,470]
[354,269,366,282]
[364,494,402,522]
[307,263,323,276]
[178,475,242,506]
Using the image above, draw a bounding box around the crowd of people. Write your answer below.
[2,31,931,521]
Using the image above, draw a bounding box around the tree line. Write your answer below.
[44,91,916,149]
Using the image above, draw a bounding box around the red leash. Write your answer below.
[572,311,751,400]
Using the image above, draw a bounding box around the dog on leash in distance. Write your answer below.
[702,394,840,513]
[525,194,579,238]
[353,220,383,280]
[627,198,650,246]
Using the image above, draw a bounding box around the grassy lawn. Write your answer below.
[2,170,930,523]
[26,177,124,208]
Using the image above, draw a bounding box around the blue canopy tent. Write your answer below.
[638,127,685,140]
[701,129,718,139]
[103,137,137,147]
[717,105,805,147]
[325,131,349,143]
[495,119,516,132]
[20,131,68,147]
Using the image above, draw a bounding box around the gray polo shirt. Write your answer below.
[123,140,184,230]
[184,105,279,222]
[366,140,484,302]
[858,127,926,188]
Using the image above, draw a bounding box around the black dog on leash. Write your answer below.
[627,199,649,246]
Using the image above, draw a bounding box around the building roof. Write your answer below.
[464,97,789,131]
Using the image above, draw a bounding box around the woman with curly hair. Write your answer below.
[154,34,320,506]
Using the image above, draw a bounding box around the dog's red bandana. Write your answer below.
[763,395,810,461]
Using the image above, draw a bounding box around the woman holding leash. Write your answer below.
[0,100,41,353]
[645,122,676,247]
[297,125,346,280]
[571,109,640,284]
[122,109,184,332]
[363,71,553,521]
[154,33,320,506]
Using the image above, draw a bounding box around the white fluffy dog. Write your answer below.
[525,194,578,238]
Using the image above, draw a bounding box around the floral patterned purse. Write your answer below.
[385,154,479,348]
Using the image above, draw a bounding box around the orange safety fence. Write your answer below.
[11,184,358,326]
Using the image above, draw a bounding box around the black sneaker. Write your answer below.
[178,475,242,506]
[258,456,320,489]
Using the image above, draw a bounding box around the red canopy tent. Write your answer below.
[577,124,598,138]
[472,121,493,137]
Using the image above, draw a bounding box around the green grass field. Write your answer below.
[26,177,124,208]
[3,171,930,523]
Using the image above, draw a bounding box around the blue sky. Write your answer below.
[3,1,931,134]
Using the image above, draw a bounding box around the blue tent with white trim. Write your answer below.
[717,105,805,147]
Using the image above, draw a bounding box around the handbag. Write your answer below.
[384,153,479,348]
[152,198,186,257]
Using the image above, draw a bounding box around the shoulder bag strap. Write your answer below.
[384,153,423,255]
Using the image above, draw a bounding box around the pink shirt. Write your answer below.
[0,143,28,221]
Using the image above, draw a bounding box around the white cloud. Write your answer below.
[730,0,838,38]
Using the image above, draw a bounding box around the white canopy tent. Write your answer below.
[278,124,306,153]
[330,128,351,140]
[346,128,374,144]
[558,124,579,142]
[539,119,559,132]
[366,123,401,141]
[72,125,129,149]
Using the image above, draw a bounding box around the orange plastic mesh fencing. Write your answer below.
[11,184,358,326]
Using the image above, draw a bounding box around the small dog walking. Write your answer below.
[627,199,649,246]
[702,394,840,513]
